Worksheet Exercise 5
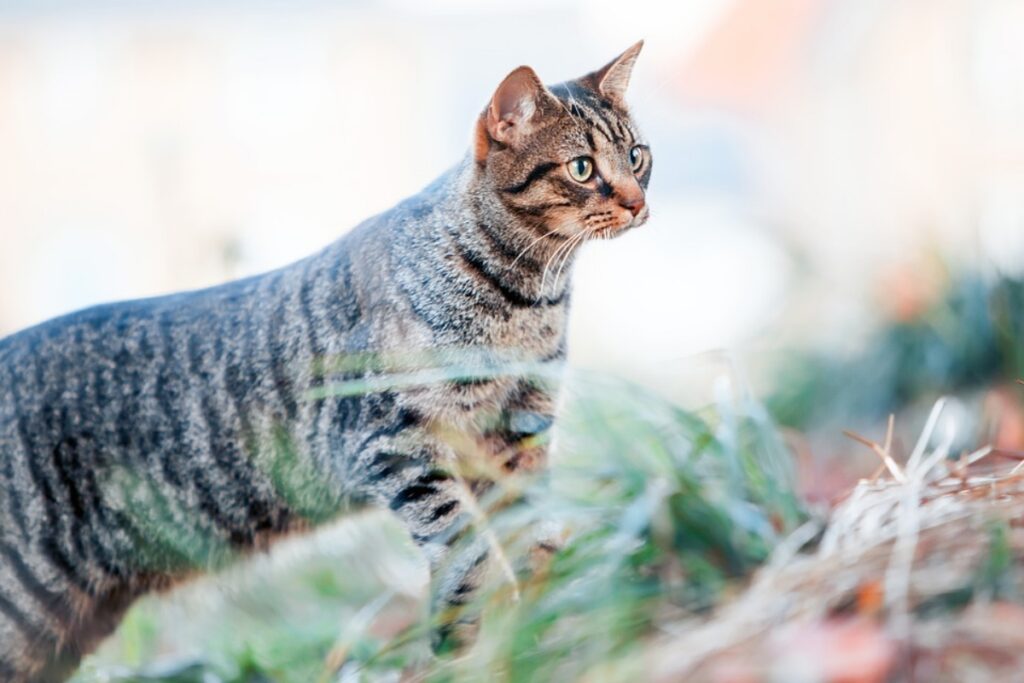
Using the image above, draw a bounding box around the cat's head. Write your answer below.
[475,41,650,240]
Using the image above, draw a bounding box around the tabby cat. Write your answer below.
[0,42,650,682]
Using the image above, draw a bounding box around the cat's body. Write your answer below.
[0,44,650,682]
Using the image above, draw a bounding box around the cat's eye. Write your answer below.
[567,157,594,183]
[629,146,644,172]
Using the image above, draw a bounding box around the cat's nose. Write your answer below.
[619,196,645,217]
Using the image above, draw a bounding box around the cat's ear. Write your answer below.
[476,66,554,160]
[585,40,644,106]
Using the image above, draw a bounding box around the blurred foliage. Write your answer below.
[74,371,804,683]
[769,270,1024,430]
[67,269,1024,682]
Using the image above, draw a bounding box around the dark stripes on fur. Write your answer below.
[0,52,648,681]
[501,162,559,194]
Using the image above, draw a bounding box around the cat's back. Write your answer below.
[0,271,266,422]
[0,213,394,509]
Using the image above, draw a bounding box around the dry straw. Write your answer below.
[648,399,1024,681]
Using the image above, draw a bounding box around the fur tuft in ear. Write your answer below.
[585,40,644,106]
[475,66,554,162]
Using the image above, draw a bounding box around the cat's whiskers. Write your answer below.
[538,231,579,300]
[507,227,563,272]
[537,245,563,301]
[547,229,589,297]
[551,231,587,293]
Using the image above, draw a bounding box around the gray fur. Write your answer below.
[0,44,650,681]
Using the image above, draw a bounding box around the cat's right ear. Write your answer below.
[475,66,553,162]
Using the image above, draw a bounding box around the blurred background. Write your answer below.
[4,0,1022,381]
[3,1,1024,679]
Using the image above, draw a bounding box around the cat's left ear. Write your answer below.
[476,66,556,161]
[585,40,644,106]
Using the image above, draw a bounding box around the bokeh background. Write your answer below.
[3,0,1024,679]
[4,0,1022,387]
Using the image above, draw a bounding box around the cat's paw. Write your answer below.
[431,617,481,656]
[526,520,569,575]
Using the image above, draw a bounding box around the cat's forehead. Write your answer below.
[546,81,641,149]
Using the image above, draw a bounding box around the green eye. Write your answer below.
[567,157,594,183]
[629,146,643,172]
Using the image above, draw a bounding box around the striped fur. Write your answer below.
[0,42,650,681]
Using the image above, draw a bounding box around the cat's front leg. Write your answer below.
[358,439,493,653]
[357,390,558,654]
[421,530,491,654]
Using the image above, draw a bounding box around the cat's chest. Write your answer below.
[384,284,568,358]
[484,301,568,351]
[389,309,566,435]
[399,370,559,449]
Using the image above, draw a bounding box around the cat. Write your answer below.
[0,41,650,682]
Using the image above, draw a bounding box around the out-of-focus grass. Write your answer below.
[74,369,804,683]
[69,265,1024,682]
[769,269,1024,432]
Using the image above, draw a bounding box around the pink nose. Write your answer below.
[620,196,645,217]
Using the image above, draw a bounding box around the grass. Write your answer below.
[647,401,1024,681]
[74,368,803,683]
[768,268,1024,432]
[73,266,1024,681]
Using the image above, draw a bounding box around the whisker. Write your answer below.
[551,235,580,292]
[538,231,578,300]
[508,227,563,272]
[551,231,587,295]
[538,244,564,300]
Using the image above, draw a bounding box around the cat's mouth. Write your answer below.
[588,207,649,239]
[591,226,625,239]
